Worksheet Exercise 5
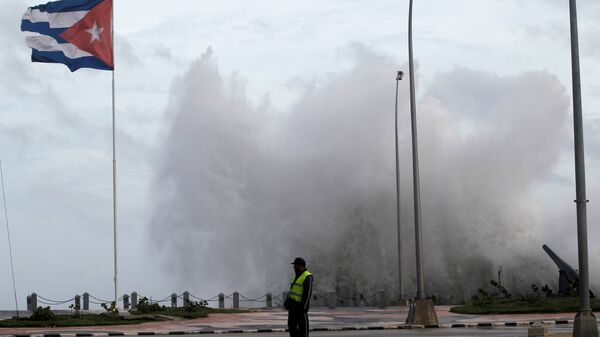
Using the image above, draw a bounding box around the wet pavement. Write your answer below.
[0,306,595,335]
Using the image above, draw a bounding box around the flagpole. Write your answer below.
[1,160,20,318]
[111,0,118,312]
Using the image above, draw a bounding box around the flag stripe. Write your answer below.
[26,35,92,59]
[22,8,88,28]
[29,0,104,13]
[31,49,112,72]
[21,20,68,43]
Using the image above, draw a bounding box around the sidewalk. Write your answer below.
[0,306,593,336]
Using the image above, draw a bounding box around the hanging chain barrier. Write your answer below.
[30,290,387,310]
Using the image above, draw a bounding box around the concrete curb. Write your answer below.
[0,320,584,336]
[447,319,576,329]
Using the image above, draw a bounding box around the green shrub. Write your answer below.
[184,300,208,312]
[490,280,512,299]
[135,297,164,314]
[101,301,119,314]
[30,306,55,321]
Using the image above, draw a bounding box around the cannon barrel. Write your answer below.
[542,244,579,281]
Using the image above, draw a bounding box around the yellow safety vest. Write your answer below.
[288,270,312,302]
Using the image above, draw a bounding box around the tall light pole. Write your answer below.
[568,0,598,336]
[407,0,425,302]
[395,70,404,302]
[404,0,438,326]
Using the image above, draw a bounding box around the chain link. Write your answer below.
[189,293,219,302]
[239,294,267,302]
[88,294,112,303]
[37,295,74,304]
[37,297,75,305]
[206,295,219,302]
[154,295,172,303]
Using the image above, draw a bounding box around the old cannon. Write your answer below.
[543,244,579,296]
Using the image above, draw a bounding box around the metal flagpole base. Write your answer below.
[573,309,599,337]
[405,299,439,326]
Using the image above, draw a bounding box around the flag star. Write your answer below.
[86,21,104,43]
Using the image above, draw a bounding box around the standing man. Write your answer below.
[285,257,313,337]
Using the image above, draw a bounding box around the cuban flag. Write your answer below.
[21,0,113,72]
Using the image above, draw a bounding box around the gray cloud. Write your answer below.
[154,44,174,62]
[582,26,600,59]
[587,118,600,160]
[521,23,568,45]
[116,34,142,67]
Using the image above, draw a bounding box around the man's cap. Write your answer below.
[291,257,306,266]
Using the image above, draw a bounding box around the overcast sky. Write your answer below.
[1,0,599,309]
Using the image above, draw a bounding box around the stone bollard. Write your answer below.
[171,293,178,308]
[131,292,138,309]
[376,290,387,308]
[123,294,130,310]
[31,293,38,310]
[233,292,240,309]
[266,293,272,309]
[74,295,81,310]
[218,293,225,309]
[528,321,548,337]
[326,291,336,309]
[83,292,89,311]
[183,291,190,306]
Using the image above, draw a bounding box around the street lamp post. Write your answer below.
[395,70,404,302]
[568,0,598,336]
[407,0,426,302]
[404,0,438,325]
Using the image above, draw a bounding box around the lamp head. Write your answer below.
[396,71,404,81]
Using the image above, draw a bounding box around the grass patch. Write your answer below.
[127,297,247,319]
[450,297,600,315]
[0,302,247,328]
[0,314,154,328]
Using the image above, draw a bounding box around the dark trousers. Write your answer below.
[288,309,309,337]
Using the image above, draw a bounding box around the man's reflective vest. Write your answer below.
[289,270,312,302]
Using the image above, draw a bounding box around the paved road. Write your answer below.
[154,327,573,337]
